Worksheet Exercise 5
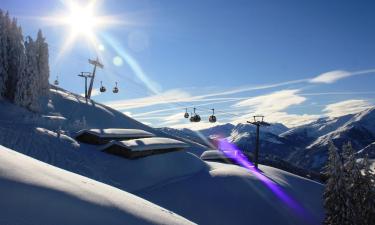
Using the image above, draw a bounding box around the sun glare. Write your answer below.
[60,0,100,40]
[65,4,96,34]
[48,0,120,60]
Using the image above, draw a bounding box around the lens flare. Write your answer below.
[113,56,123,66]
[217,138,317,225]
[101,34,161,94]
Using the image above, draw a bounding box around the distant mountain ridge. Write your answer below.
[161,107,375,172]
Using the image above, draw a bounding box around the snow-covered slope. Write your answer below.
[287,107,375,170]
[157,127,212,148]
[199,123,236,138]
[232,123,289,136]
[0,145,194,225]
[0,86,325,225]
[0,87,208,192]
[358,142,375,157]
[138,162,324,225]
[280,114,354,142]
[229,123,295,159]
[158,123,236,148]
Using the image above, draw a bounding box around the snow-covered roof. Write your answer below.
[76,128,155,139]
[200,150,227,160]
[103,137,189,152]
[200,150,243,161]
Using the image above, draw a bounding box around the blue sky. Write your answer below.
[3,0,375,129]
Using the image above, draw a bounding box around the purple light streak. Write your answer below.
[218,139,318,225]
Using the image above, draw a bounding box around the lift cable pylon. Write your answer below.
[87,57,104,99]
[78,72,93,98]
[247,115,270,169]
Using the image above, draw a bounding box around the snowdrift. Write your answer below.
[0,145,194,225]
[138,162,325,225]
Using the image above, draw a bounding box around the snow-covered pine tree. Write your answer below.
[361,155,375,224]
[36,29,49,94]
[323,142,347,225]
[14,36,39,110]
[341,142,364,225]
[0,10,10,97]
[4,17,25,101]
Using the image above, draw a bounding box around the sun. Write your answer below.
[46,0,120,60]
[63,1,99,36]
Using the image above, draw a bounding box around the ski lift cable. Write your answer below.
[48,45,245,120]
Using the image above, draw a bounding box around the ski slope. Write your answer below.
[138,162,324,225]
[0,145,194,225]
[0,87,325,225]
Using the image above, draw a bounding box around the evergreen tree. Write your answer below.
[361,155,375,224]
[323,142,347,225]
[36,29,49,94]
[0,10,9,97]
[14,36,39,110]
[341,142,363,225]
[324,142,375,225]
[4,18,25,101]
[0,10,50,110]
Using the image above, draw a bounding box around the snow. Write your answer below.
[200,150,228,160]
[0,87,326,225]
[200,149,242,161]
[102,137,189,152]
[137,161,325,225]
[76,128,155,139]
[0,145,194,225]
[0,92,208,192]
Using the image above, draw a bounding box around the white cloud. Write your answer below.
[170,121,226,131]
[233,89,306,114]
[263,112,320,127]
[104,68,374,113]
[161,112,185,125]
[229,111,320,127]
[309,70,351,84]
[197,79,308,99]
[229,89,322,127]
[323,99,373,117]
[105,89,191,110]
[310,69,375,84]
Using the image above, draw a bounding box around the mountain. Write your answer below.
[157,127,212,148]
[171,108,375,172]
[231,122,289,136]
[157,123,235,149]
[0,86,325,225]
[358,142,375,157]
[199,123,235,138]
[229,124,295,159]
[287,107,375,171]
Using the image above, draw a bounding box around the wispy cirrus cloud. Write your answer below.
[102,68,375,128]
[229,89,319,127]
[323,99,373,117]
[309,69,375,84]
[170,121,226,130]
[105,68,375,112]
[233,89,306,113]
[105,89,191,110]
